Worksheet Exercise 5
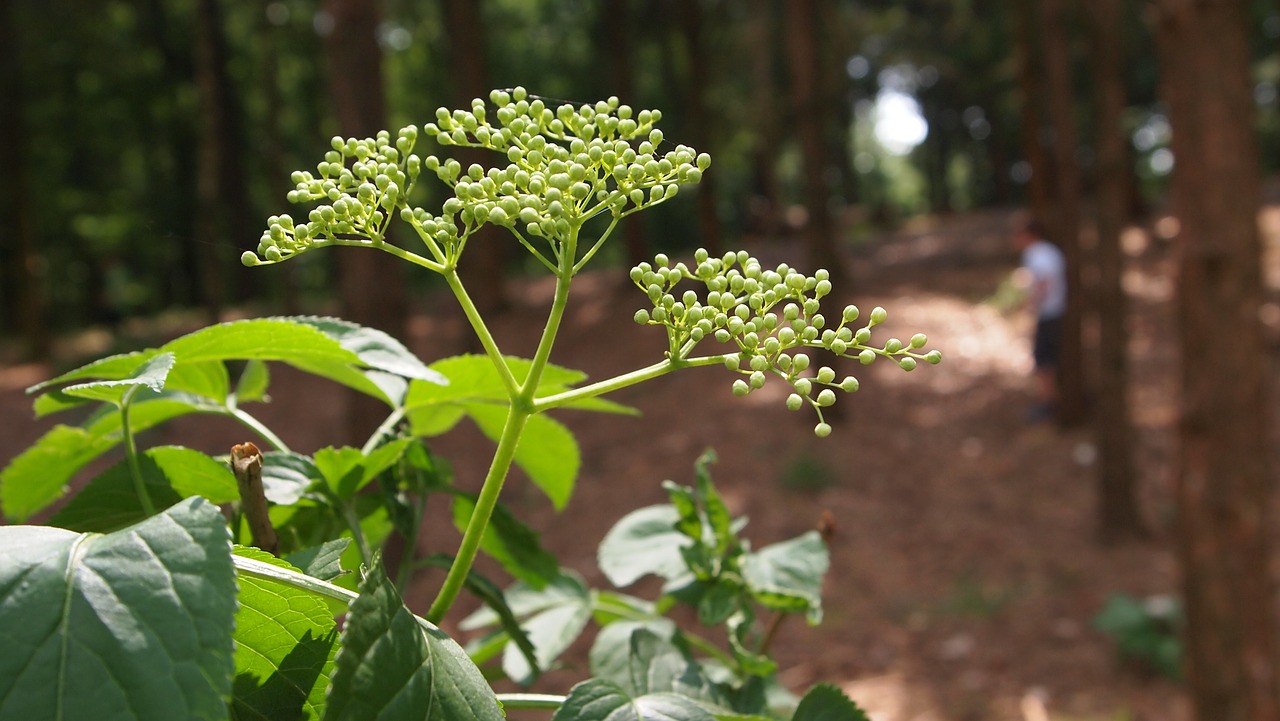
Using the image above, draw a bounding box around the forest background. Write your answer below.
[3,1,1280,720]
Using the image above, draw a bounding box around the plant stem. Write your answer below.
[230,442,279,555]
[427,405,530,622]
[227,407,291,452]
[495,694,565,711]
[118,393,156,517]
[361,407,406,455]
[531,354,731,413]
[341,504,374,568]
[443,268,519,397]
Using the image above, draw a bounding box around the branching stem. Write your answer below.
[119,391,156,517]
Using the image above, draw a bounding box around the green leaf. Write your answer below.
[789,684,870,721]
[1,398,203,521]
[451,492,560,588]
[166,359,231,402]
[468,405,579,510]
[598,505,693,588]
[26,349,154,394]
[460,571,594,684]
[61,352,175,405]
[285,538,352,581]
[313,446,366,501]
[741,532,829,623]
[231,547,339,721]
[235,359,272,403]
[693,450,733,555]
[287,316,445,385]
[589,621,678,691]
[0,497,237,720]
[550,678,716,721]
[51,446,239,532]
[262,451,320,505]
[323,560,504,721]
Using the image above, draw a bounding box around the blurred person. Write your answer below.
[1012,219,1066,421]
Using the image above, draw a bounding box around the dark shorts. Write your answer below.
[1033,316,1063,369]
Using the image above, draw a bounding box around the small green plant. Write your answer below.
[1093,593,1182,680]
[0,88,937,720]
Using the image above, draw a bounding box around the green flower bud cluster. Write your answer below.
[630,248,942,436]
[243,127,423,266]
[420,86,710,249]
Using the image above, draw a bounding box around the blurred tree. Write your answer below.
[1086,0,1145,542]
[745,0,783,239]
[194,0,254,321]
[442,0,507,317]
[1040,0,1088,427]
[675,0,723,255]
[1,0,50,360]
[1154,2,1280,720]
[323,0,410,442]
[598,0,647,267]
[786,0,847,287]
[1009,0,1053,226]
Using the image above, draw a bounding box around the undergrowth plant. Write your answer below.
[0,88,939,720]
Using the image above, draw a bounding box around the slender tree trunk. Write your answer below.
[1039,0,1088,426]
[1087,0,1144,542]
[442,0,507,318]
[601,0,647,268]
[747,0,783,240]
[785,0,846,287]
[679,0,721,256]
[1154,2,1280,720]
[194,0,251,320]
[1009,0,1054,225]
[0,1,49,360]
[324,0,409,443]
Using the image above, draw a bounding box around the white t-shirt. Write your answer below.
[1022,240,1066,319]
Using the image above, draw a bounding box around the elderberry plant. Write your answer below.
[0,88,940,721]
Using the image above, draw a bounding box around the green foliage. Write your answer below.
[1093,593,1182,680]
[0,91,929,720]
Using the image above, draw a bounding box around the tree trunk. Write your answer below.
[0,1,49,360]
[1086,0,1144,542]
[678,0,721,256]
[1153,2,1280,720]
[1039,0,1088,426]
[323,0,409,443]
[1009,0,1054,226]
[601,0,647,268]
[747,0,783,240]
[785,0,846,287]
[442,0,507,319]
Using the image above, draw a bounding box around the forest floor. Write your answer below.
[10,203,1278,720]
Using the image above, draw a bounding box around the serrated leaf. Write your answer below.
[460,571,594,684]
[61,352,175,405]
[285,538,352,581]
[51,446,239,532]
[231,547,339,721]
[468,405,579,510]
[0,497,237,721]
[26,349,154,394]
[742,532,829,624]
[693,450,733,555]
[286,316,444,385]
[235,359,272,403]
[323,560,504,721]
[312,446,366,501]
[451,492,559,588]
[598,505,693,588]
[790,684,870,721]
[1,397,205,521]
[261,451,320,505]
[550,678,716,721]
[166,359,231,402]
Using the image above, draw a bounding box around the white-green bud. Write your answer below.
[885,338,903,354]
[840,376,860,393]
[724,355,741,372]
[816,366,836,384]
[925,350,943,364]
[899,357,918,371]
[793,353,810,371]
[732,379,750,397]
[816,389,836,407]
[814,422,832,438]
[786,394,804,412]
[870,306,888,325]
[749,370,766,389]
[634,309,650,324]
[859,349,877,365]
[793,377,812,396]
[910,333,928,349]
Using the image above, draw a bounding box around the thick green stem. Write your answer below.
[520,226,579,399]
[428,405,530,622]
[119,394,156,517]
